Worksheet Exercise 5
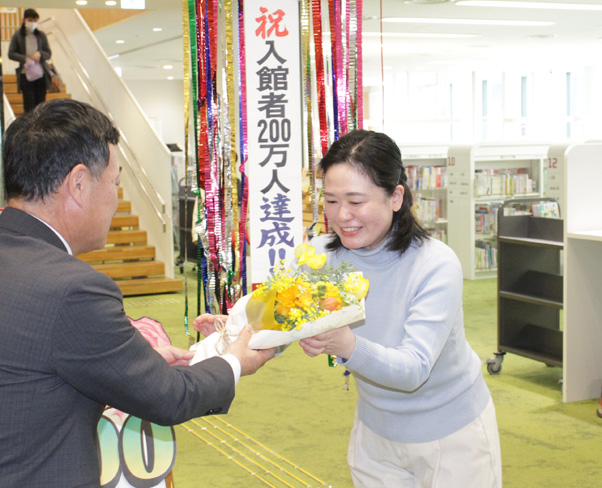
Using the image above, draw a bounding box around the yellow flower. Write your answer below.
[305,253,327,269]
[294,243,314,259]
[295,289,314,310]
[294,243,326,269]
[345,272,370,300]
[245,246,369,332]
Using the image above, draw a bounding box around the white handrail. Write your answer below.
[41,16,168,231]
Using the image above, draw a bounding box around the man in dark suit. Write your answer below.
[0,99,274,487]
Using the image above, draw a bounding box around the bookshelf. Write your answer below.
[487,201,563,375]
[399,144,448,243]
[447,142,548,279]
[563,142,602,402]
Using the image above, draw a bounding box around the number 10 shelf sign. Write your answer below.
[245,0,304,286]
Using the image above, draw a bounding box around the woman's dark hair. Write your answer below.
[319,129,429,255]
[23,8,39,20]
[2,99,120,201]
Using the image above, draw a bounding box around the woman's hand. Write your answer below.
[299,326,356,361]
[192,313,229,337]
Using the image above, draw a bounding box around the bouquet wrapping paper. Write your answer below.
[189,293,365,364]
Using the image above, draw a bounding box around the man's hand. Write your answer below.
[224,325,275,376]
[193,313,229,337]
[155,345,195,366]
[32,51,41,62]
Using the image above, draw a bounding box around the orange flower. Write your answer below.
[277,285,299,309]
[295,289,314,310]
[320,296,341,312]
[275,303,290,318]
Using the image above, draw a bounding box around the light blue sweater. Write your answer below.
[311,235,491,443]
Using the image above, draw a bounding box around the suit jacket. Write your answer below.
[0,207,235,487]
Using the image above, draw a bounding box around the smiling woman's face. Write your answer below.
[323,163,404,250]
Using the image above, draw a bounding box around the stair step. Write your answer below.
[10,93,73,116]
[106,229,147,245]
[117,200,131,213]
[92,260,165,279]
[6,93,22,104]
[78,244,156,263]
[117,277,183,297]
[111,214,139,229]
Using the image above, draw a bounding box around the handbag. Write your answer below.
[24,60,44,82]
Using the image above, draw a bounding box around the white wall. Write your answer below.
[125,80,185,151]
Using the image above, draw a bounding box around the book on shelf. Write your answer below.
[532,201,560,219]
[475,203,501,234]
[414,194,441,223]
[474,168,536,197]
[407,166,447,191]
[475,238,497,270]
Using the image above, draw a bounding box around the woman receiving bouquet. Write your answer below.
[298,130,501,487]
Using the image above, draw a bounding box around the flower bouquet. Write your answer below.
[189,244,369,363]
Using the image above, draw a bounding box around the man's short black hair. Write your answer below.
[2,99,120,201]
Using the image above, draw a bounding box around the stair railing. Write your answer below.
[36,9,175,277]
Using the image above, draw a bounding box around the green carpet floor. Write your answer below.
[123,273,601,487]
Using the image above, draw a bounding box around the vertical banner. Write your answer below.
[244,0,304,286]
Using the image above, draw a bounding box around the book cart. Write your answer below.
[486,198,563,375]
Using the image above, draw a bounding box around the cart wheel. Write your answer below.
[486,356,503,375]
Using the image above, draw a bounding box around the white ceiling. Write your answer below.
[4,0,602,81]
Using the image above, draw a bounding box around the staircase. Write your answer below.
[3,73,71,115]
[78,188,183,296]
[3,74,181,296]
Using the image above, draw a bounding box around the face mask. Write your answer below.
[25,22,37,33]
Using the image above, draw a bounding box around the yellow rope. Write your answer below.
[212,416,328,485]
[198,417,310,486]
[189,419,297,488]
[179,423,278,488]
[180,417,330,487]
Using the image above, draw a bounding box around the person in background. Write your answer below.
[0,99,274,487]
[8,8,52,112]
[299,129,502,487]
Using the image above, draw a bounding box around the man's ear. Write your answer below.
[65,164,89,207]
[392,184,404,212]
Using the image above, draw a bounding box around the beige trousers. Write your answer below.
[347,399,502,488]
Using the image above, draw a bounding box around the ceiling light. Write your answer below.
[167,76,174,80]
[105,0,117,5]
[121,0,145,8]
[363,32,478,39]
[163,65,173,70]
[527,34,558,40]
[75,0,87,5]
[456,1,602,11]
[116,40,125,44]
[382,17,555,27]
[153,27,163,32]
